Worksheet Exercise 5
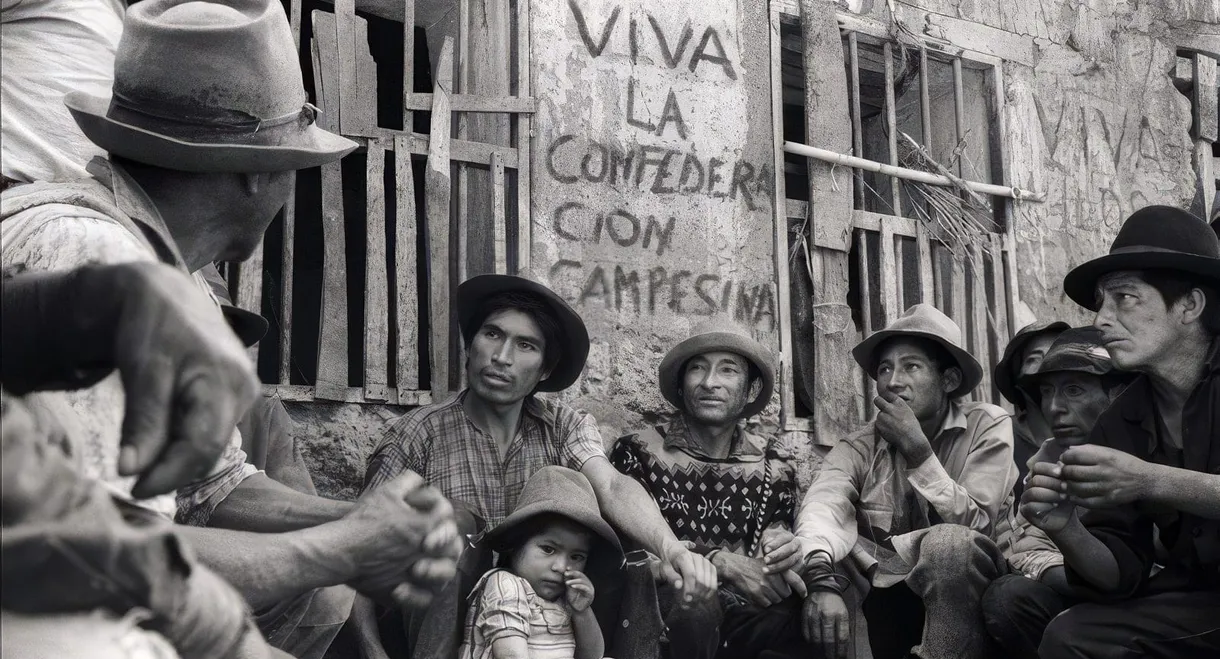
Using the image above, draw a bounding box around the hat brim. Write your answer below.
[482,500,623,558]
[221,305,269,348]
[1016,356,1115,405]
[658,332,775,418]
[852,328,984,399]
[66,91,358,173]
[993,321,1070,405]
[1064,251,1220,311]
[457,275,589,392]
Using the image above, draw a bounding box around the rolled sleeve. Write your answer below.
[475,571,532,644]
[556,406,605,471]
[174,433,258,526]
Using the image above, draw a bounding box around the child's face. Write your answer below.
[509,522,592,602]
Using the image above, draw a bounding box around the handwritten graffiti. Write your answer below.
[568,0,738,79]
[549,260,777,330]
[552,202,675,256]
[546,136,771,210]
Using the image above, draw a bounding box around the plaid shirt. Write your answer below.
[365,390,606,525]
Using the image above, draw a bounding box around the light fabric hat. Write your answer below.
[1017,326,1126,404]
[64,0,357,172]
[1064,205,1220,311]
[482,466,621,558]
[456,274,589,392]
[658,319,775,419]
[852,303,983,399]
[993,320,1070,405]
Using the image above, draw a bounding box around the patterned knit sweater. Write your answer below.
[610,418,797,556]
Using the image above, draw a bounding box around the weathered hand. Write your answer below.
[109,263,260,498]
[873,391,931,464]
[563,569,596,613]
[802,590,850,659]
[1060,445,1153,508]
[760,527,803,574]
[1020,461,1073,533]
[344,472,460,608]
[716,551,795,607]
[659,546,717,606]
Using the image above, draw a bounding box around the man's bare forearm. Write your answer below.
[208,473,353,533]
[175,521,357,610]
[1147,464,1220,520]
[1048,516,1120,593]
[572,608,605,659]
[600,472,681,557]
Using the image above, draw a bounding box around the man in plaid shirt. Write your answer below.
[357,274,717,657]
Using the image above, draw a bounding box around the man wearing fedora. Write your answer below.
[993,320,1068,497]
[610,320,814,659]
[981,327,1133,659]
[793,304,1016,659]
[1023,205,1220,658]
[1,0,463,657]
[360,274,717,656]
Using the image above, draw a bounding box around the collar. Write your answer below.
[454,388,556,428]
[660,416,767,460]
[1115,337,1219,452]
[934,399,969,439]
[86,157,189,271]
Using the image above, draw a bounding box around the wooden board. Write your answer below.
[854,227,875,421]
[848,33,865,209]
[491,151,507,274]
[394,135,421,401]
[878,221,899,325]
[265,384,432,406]
[312,10,350,401]
[364,139,390,402]
[516,0,532,274]
[968,244,991,403]
[403,93,536,113]
[770,5,796,428]
[915,47,935,304]
[883,42,901,213]
[279,175,297,384]
[1192,53,1218,142]
[425,37,455,399]
[335,0,359,134]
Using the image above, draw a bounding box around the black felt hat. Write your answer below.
[993,320,1070,405]
[457,275,589,392]
[1064,205,1220,311]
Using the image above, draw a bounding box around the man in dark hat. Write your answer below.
[360,274,717,657]
[980,327,1133,659]
[610,320,811,659]
[994,320,1069,495]
[0,0,461,656]
[794,304,1015,659]
[1025,205,1220,658]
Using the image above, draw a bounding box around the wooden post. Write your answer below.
[426,37,455,399]
[394,135,421,399]
[1192,53,1217,220]
[365,139,391,402]
[491,151,507,274]
[516,0,533,274]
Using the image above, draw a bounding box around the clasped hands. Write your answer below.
[1021,442,1152,532]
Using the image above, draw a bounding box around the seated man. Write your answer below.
[611,321,812,659]
[1024,205,1220,658]
[0,1,460,656]
[360,274,717,657]
[981,327,1132,658]
[794,304,1016,659]
[993,320,1067,495]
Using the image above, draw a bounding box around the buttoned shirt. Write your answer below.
[365,390,606,525]
[794,400,1016,583]
[0,158,258,524]
[1067,339,1220,597]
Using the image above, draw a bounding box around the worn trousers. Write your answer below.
[980,573,1074,659]
[255,586,356,659]
[662,584,816,659]
[1038,589,1220,659]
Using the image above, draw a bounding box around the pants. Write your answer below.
[255,586,356,659]
[1039,590,1220,659]
[661,584,815,659]
[852,525,1006,659]
[981,574,1073,659]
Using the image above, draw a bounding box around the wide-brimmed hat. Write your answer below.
[852,303,983,399]
[456,275,589,392]
[993,320,1069,405]
[482,466,621,558]
[200,263,268,347]
[64,0,357,173]
[1064,205,1220,311]
[658,319,775,419]
[1017,326,1123,403]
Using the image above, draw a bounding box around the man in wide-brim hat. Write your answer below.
[793,303,1015,659]
[610,320,816,659]
[1,1,464,657]
[1027,205,1220,659]
[361,274,718,658]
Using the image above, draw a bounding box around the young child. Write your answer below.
[460,466,621,659]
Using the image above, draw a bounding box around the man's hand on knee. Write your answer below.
[802,590,850,659]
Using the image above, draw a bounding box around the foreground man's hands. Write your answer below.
[341,471,462,608]
[659,543,718,605]
[713,550,807,608]
[803,590,851,659]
